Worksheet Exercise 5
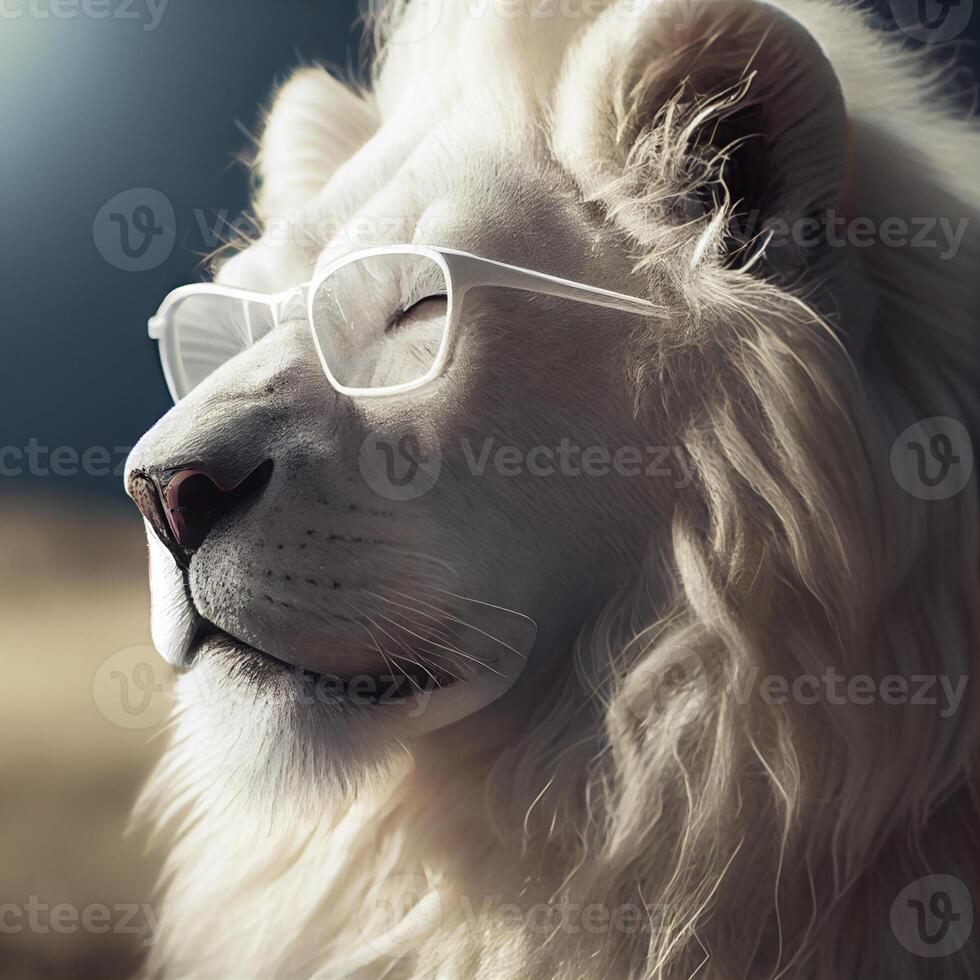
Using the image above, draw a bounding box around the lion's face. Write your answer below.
[126,133,661,774]
[126,0,856,792]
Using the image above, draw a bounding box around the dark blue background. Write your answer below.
[1,0,976,508]
[1,0,363,508]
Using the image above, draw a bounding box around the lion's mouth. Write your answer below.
[187,620,460,704]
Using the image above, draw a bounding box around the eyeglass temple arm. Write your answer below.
[450,255,660,317]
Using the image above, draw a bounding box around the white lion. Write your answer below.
[126,1,979,976]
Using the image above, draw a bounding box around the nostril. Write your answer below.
[163,471,228,552]
[161,460,274,553]
[127,459,273,563]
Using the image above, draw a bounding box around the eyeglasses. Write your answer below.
[148,245,660,401]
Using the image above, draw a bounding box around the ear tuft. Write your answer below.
[254,66,379,221]
[555,0,848,279]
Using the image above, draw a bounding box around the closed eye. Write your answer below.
[386,295,448,334]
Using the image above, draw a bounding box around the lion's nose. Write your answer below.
[126,460,274,567]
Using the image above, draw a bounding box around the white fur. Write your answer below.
[129,2,979,977]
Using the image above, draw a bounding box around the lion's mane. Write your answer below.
[138,2,979,977]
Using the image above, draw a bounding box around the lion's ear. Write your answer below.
[255,66,379,221]
[554,0,848,277]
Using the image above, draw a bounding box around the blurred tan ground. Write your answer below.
[0,496,173,979]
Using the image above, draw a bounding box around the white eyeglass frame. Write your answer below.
[148,245,661,400]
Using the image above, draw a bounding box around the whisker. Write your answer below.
[390,589,533,662]
[347,595,461,689]
[363,591,470,647]
[342,597,402,684]
[370,610,498,676]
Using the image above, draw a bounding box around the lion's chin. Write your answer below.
[164,631,423,808]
